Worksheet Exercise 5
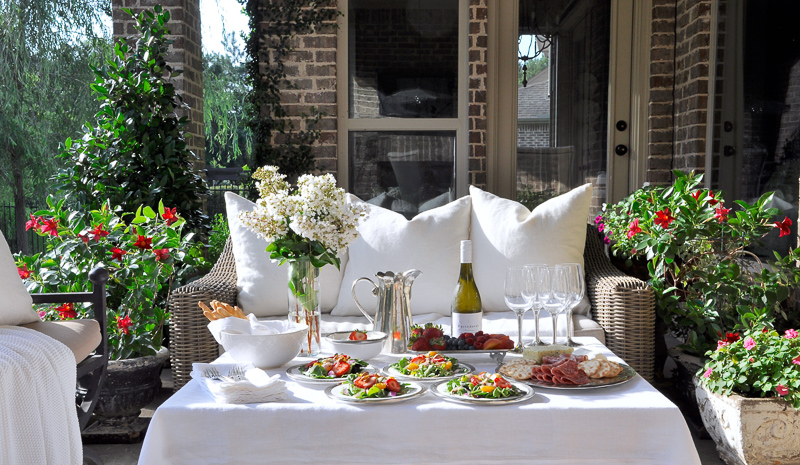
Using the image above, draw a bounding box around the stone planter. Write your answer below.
[695,379,800,465]
[83,348,168,443]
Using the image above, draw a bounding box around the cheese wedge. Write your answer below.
[522,344,574,364]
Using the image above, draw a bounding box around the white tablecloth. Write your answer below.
[138,337,701,465]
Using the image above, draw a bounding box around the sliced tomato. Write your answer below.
[385,378,402,392]
[410,355,427,365]
[494,376,512,389]
[353,374,377,389]
[470,375,482,386]
[349,330,368,341]
[332,361,351,377]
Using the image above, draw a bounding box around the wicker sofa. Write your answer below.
[168,223,655,389]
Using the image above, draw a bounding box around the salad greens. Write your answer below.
[446,372,522,399]
[302,354,368,379]
[391,352,460,378]
[344,373,409,399]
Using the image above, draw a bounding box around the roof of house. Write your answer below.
[517,68,550,120]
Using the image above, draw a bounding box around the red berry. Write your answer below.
[462,333,474,339]
[474,341,484,350]
[423,327,444,339]
[477,335,487,343]
[411,338,432,351]
[475,331,484,337]
[466,337,476,346]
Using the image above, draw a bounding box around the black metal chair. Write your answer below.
[30,266,109,465]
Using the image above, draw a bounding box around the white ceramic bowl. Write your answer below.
[324,331,387,360]
[216,323,309,369]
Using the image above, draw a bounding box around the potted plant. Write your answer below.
[696,328,800,464]
[15,197,204,438]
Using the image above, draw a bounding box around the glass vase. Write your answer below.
[287,259,321,356]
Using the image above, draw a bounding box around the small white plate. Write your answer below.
[430,379,535,405]
[325,382,425,404]
[285,363,374,384]
[380,362,474,382]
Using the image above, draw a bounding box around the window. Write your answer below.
[338,0,467,218]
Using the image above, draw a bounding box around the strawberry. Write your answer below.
[429,337,446,350]
[422,323,444,339]
[411,325,424,338]
[349,330,367,341]
[385,378,402,392]
[411,338,432,351]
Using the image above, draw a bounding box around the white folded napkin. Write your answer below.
[190,363,289,404]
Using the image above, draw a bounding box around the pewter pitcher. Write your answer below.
[352,270,421,353]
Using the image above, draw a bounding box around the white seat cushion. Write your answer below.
[225,192,347,316]
[469,184,593,315]
[21,319,101,364]
[0,230,39,326]
[331,194,471,316]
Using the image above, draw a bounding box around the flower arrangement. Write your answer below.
[15,197,205,360]
[240,165,366,354]
[597,170,800,356]
[700,327,800,408]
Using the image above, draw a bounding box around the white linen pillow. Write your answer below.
[224,192,347,316]
[0,229,39,325]
[331,194,471,317]
[469,184,593,314]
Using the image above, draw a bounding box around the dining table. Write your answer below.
[137,336,702,465]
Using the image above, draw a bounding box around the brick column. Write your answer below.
[647,0,677,185]
[111,0,205,170]
[468,0,488,189]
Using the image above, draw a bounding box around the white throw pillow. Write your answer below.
[224,192,347,316]
[332,194,471,317]
[469,184,593,314]
[0,229,39,326]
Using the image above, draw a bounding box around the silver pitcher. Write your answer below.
[352,270,421,354]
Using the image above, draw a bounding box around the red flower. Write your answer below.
[775,216,792,237]
[116,315,133,335]
[78,233,90,244]
[110,247,128,261]
[40,218,59,237]
[133,235,152,250]
[714,205,731,223]
[723,332,740,343]
[162,207,178,226]
[626,218,642,239]
[793,355,800,366]
[776,385,789,397]
[654,209,675,228]
[17,264,30,279]
[691,190,702,201]
[91,223,110,242]
[153,248,169,261]
[708,191,719,206]
[55,303,77,320]
[25,214,41,231]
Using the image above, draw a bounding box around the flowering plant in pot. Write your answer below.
[15,197,204,360]
[240,165,366,355]
[596,170,800,356]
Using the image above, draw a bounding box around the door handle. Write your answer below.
[723,145,735,157]
[615,144,628,156]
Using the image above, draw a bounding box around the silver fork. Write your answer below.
[204,366,223,380]
[228,365,246,381]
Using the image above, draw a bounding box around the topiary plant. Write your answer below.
[55,5,209,233]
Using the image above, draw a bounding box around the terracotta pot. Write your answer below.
[92,348,169,426]
[695,379,800,465]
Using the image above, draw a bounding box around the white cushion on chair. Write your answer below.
[0,229,39,326]
[469,184,593,314]
[225,192,347,317]
[331,194,471,317]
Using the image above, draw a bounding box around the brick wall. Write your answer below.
[111,0,205,170]
[517,122,550,148]
[468,0,488,189]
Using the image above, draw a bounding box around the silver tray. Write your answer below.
[510,363,637,390]
[285,363,375,384]
[325,382,425,404]
[380,362,475,382]
[429,379,535,405]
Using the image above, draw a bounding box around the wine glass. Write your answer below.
[561,263,585,347]
[523,264,549,346]
[544,265,570,345]
[504,267,533,353]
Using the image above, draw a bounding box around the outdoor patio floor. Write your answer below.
[87,368,727,465]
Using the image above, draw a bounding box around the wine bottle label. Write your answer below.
[452,312,482,336]
[460,240,472,263]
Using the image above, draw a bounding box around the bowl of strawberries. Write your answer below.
[324,330,387,360]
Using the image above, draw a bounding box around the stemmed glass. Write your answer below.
[561,263,585,347]
[504,267,533,353]
[544,265,570,345]
[523,264,549,346]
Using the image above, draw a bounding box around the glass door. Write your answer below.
[712,0,800,252]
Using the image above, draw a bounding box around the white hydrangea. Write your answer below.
[239,166,367,255]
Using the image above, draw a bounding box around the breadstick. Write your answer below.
[202,309,216,321]
[231,306,246,319]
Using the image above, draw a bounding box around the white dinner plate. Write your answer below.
[285,363,375,384]
[512,363,637,390]
[430,379,535,405]
[379,362,474,382]
[325,382,425,404]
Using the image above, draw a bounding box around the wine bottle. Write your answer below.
[451,240,482,336]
